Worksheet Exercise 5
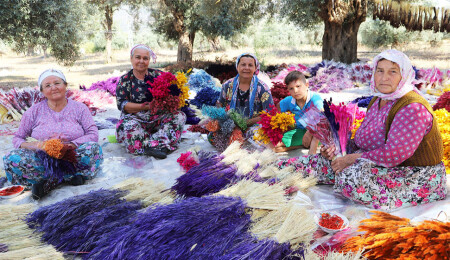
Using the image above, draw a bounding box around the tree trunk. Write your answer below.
[104,5,113,63]
[209,37,221,51]
[165,0,195,63]
[177,31,195,63]
[322,20,362,64]
[42,45,48,58]
[319,0,367,64]
[26,44,34,56]
[177,31,193,63]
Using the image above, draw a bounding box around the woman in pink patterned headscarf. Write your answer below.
[277,49,446,211]
[369,49,420,100]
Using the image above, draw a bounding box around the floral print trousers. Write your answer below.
[3,142,103,188]
[278,154,447,210]
[116,111,186,155]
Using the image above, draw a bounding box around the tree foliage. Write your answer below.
[148,0,267,62]
[278,0,448,63]
[87,0,146,63]
[360,19,414,49]
[279,0,322,30]
[0,0,84,65]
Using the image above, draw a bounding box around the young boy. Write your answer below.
[274,71,322,154]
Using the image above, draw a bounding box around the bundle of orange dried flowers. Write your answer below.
[43,139,77,163]
[43,139,65,159]
[205,120,220,132]
[341,210,449,260]
[228,127,244,145]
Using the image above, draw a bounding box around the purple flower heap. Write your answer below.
[80,76,120,96]
[0,87,45,122]
[271,64,308,83]
[25,189,143,256]
[347,62,373,85]
[308,62,353,93]
[0,87,110,122]
[172,151,238,197]
[415,67,444,89]
[24,187,301,259]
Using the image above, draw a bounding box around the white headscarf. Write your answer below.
[370,49,419,100]
[38,69,66,87]
[130,44,157,63]
[235,53,260,75]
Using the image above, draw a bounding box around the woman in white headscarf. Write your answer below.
[208,53,274,149]
[115,44,186,159]
[3,69,103,199]
[278,49,447,210]
[217,53,274,125]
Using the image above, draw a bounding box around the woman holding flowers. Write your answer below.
[3,69,103,199]
[211,53,273,148]
[278,49,447,210]
[218,53,274,124]
[115,44,186,159]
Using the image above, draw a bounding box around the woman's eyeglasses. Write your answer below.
[43,81,64,89]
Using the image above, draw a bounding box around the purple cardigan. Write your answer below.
[13,99,98,148]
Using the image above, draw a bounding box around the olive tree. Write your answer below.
[279,0,449,64]
[149,0,267,63]
[0,0,84,65]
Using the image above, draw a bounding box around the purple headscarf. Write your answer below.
[370,49,420,100]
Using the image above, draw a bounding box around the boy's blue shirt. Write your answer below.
[279,91,323,129]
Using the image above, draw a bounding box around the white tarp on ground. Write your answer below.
[0,86,448,226]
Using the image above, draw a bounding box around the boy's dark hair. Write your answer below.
[284,71,307,86]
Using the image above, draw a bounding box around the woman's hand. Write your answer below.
[124,102,150,114]
[140,102,150,111]
[246,116,260,127]
[20,141,44,151]
[331,153,362,174]
[66,142,77,149]
[320,145,336,160]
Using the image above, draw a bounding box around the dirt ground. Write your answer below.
[1,41,449,90]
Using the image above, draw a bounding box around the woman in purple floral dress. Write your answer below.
[278,50,447,210]
[3,69,103,199]
[115,45,186,159]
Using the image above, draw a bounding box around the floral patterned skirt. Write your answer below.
[116,111,186,155]
[278,154,447,210]
[3,142,103,188]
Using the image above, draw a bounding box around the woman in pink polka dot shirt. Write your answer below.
[3,69,103,199]
[278,50,447,210]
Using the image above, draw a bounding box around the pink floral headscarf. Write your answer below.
[370,49,419,100]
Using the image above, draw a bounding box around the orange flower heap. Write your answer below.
[228,127,244,145]
[43,139,65,159]
[205,120,220,132]
[342,211,450,259]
